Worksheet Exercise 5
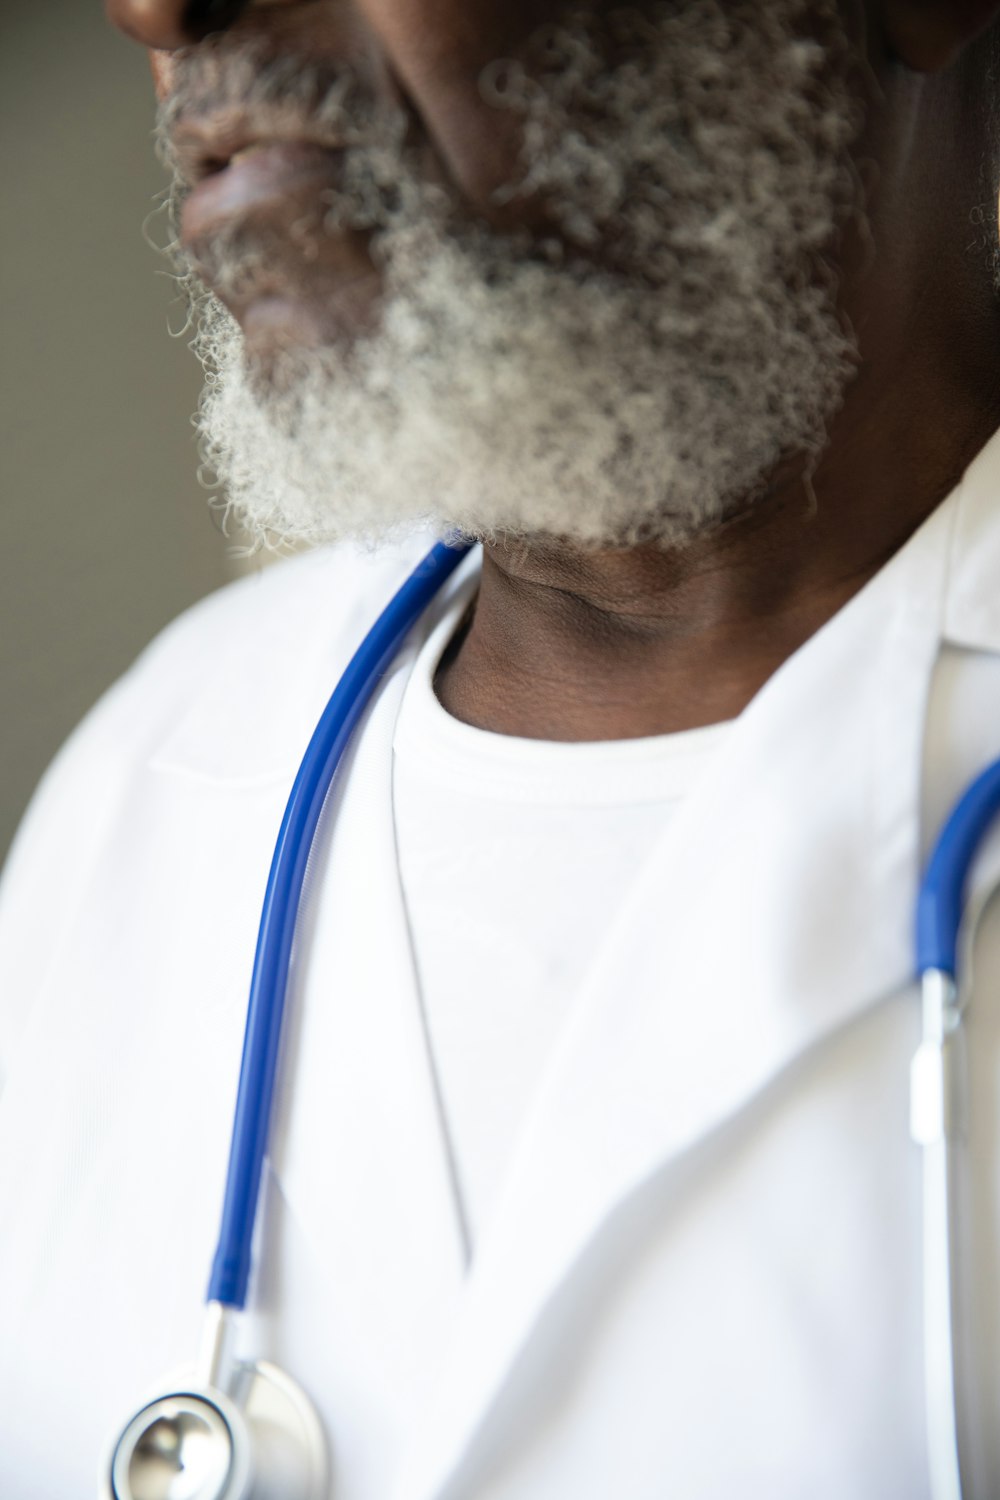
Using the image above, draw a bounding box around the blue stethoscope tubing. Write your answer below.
[914,759,1000,1500]
[209,536,473,1310]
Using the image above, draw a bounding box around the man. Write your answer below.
[1,0,1000,1495]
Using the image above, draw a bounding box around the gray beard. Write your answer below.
[162,1,863,552]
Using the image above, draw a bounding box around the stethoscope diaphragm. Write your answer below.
[106,1358,326,1500]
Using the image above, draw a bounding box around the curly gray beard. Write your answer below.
[162,1,863,551]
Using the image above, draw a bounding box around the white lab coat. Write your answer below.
[2,433,1000,1500]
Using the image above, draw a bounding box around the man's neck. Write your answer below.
[436,374,1000,741]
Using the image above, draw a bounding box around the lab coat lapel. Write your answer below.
[262,625,469,1415]
[394,495,959,1500]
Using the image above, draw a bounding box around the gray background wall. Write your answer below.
[1,3,243,860]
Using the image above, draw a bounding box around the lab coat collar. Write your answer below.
[942,428,1000,655]
[393,435,1000,1500]
[144,435,1000,787]
[148,537,436,785]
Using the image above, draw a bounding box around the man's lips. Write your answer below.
[179,140,349,246]
[174,134,384,347]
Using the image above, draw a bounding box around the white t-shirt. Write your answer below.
[392,597,731,1249]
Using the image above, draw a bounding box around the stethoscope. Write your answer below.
[101,537,1000,1500]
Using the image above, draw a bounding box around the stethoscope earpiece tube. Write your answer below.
[208,538,474,1309]
[914,758,1000,1500]
[916,761,1000,976]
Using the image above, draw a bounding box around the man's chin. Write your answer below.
[181,220,385,369]
[236,295,335,358]
[232,286,381,367]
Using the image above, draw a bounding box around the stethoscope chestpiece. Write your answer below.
[108,1383,253,1500]
[103,1357,328,1500]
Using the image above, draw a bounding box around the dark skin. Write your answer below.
[109,0,1000,738]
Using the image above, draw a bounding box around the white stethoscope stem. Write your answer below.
[923,1138,961,1500]
[911,968,965,1500]
[197,1302,236,1389]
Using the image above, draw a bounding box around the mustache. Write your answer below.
[156,35,409,201]
[153,35,430,286]
[160,35,384,145]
